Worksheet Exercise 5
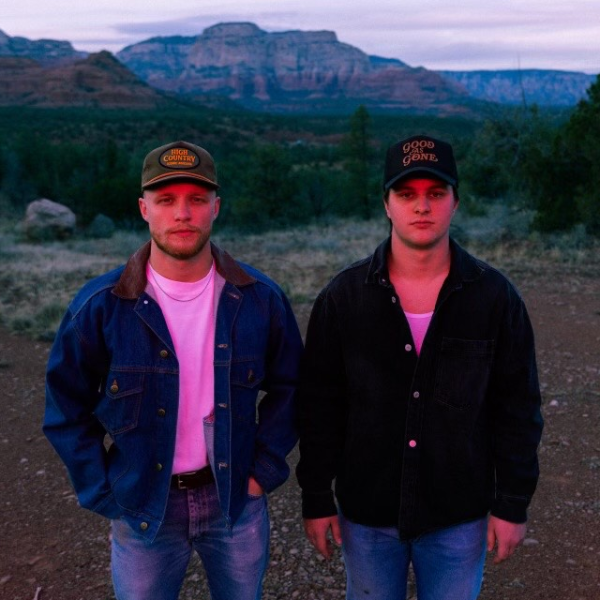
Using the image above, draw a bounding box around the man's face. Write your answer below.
[138,181,220,261]
[384,177,458,251]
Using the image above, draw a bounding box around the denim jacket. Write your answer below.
[296,237,543,540]
[44,241,303,542]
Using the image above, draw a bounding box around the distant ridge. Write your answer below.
[0,28,86,66]
[0,25,596,112]
[439,69,597,107]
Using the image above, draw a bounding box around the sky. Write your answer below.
[2,0,599,74]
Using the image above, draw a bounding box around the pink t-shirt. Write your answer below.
[404,311,434,356]
[147,263,216,474]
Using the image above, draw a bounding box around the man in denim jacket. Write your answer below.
[44,141,303,600]
[297,135,543,600]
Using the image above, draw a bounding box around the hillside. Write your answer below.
[0,51,177,109]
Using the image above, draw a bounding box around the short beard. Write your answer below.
[151,229,210,261]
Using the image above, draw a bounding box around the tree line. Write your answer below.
[0,78,598,236]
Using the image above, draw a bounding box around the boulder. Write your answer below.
[86,213,116,238]
[23,198,76,241]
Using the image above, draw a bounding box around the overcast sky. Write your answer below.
[2,0,599,74]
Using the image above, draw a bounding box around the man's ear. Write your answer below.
[383,196,391,219]
[138,197,149,222]
[212,196,221,221]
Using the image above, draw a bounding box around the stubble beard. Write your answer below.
[151,228,211,261]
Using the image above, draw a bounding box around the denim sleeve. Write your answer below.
[43,306,121,520]
[488,287,544,523]
[295,290,346,519]
[251,288,304,494]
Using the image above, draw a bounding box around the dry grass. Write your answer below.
[0,217,598,340]
[0,230,145,339]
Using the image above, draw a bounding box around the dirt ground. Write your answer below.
[1,256,599,600]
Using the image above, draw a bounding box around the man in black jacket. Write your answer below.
[296,135,543,600]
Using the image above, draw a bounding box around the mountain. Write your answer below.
[0,28,86,66]
[116,22,473,114]
[0,26,596,113]
[0,51,175,108]
[439,69,597,107]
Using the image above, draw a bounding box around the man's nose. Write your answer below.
[414,195,431,212]
[175,200,191,219]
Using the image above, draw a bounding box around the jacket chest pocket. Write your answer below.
[95,373,144,435]
[230,360,265,423]
[433,338,495,410]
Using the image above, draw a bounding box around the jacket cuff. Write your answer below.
[252,459,289,495]
[491,494,529,524]
[301,490,338,519]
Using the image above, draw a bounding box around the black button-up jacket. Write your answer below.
[296,237,543,540]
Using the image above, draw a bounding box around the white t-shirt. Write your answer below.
[404,311,434,356]
[147,262,215,474]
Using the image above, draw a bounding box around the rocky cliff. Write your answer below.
[438,69,596,107]
[0,51,174,108]
[0,28,86,66]
[0,25,596,113]
[116,22,472,114]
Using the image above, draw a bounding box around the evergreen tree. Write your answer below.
[344,105,374,219]
[563,75,600,234]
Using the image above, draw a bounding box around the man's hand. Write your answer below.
[247,476,264,496]
[303,516,342,559]
[487,516,526,564]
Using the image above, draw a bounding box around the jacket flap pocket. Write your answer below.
[230,360,264,389]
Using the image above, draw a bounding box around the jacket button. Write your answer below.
[413,391,420,399]
[247,369,255,383]
[218,462,228,470]
[160,350,169,358]
[110,380,119,393]
[409,440,417,448]
[140,522,149,531]
[157,408,166,417]
[217,343,228,349]
[405,344,412,352]
[391,297,397,304]
[156,463,163,471]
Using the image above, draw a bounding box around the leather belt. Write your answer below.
[171,466,214,490]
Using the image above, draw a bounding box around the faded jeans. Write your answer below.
[111,483,269,600]
[340,513,487,600]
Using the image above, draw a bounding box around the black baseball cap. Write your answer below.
[383,135,458,191]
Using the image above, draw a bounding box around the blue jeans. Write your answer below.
[111,483,269,600]
[340,514,487,600]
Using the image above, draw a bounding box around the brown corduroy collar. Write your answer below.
[112,241,256,300]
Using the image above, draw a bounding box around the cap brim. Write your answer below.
[384,167,457,191]
[142,172,219,190]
